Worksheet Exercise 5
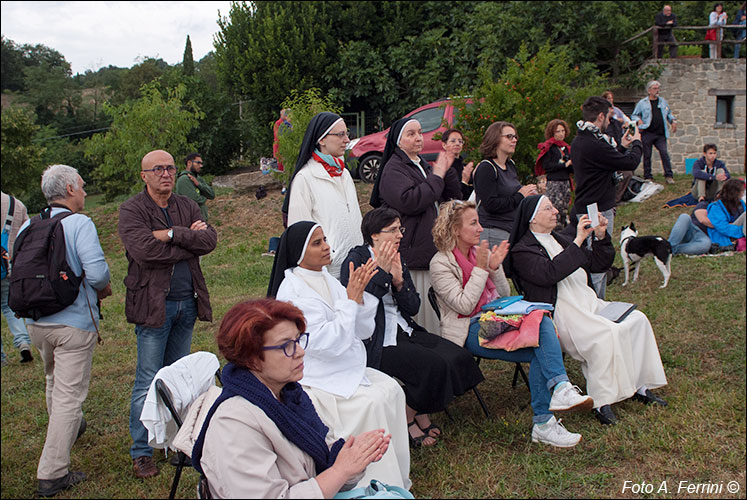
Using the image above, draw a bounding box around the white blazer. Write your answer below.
[276,267,377,398]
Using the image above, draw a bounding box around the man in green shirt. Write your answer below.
[175,153,215,221]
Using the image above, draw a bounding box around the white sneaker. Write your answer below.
[549,383,593,412]
[532,416,582,448]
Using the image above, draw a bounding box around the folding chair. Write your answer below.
[428,286,530,418]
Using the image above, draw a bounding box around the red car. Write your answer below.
[346,98,461,183]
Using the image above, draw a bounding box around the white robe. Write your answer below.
[275,267,411,489]
[287,159,363,279]
[533,232,667,407]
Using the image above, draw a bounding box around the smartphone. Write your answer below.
[626,122,636,136]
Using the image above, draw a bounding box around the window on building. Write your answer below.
[716,95,734,125]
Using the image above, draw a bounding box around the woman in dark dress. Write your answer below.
[441,128,475,200]
[473,121,537,247]
[535,119,573,230]
[370,118,462,334]
[341,207,484,447]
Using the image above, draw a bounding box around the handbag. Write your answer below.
[334,480,415,499]
[705,28,717,41]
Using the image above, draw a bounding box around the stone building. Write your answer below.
[613,58,745,175]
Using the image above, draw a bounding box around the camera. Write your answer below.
[626,122,636,136]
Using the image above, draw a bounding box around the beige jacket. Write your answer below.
[429,250,510,346]
[173,387,360,499]
[1,192,29,260]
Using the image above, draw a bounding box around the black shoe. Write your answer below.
[632,389,668,407]
[169,452,191,467]
[37,471,87,497]
[76,417,87,442]
[594,405,617,425]
[20,348,33,363]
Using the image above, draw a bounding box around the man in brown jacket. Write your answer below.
[118,150,217,479]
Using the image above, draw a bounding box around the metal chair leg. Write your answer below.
[473,387,490,418]
[169,452,187,500]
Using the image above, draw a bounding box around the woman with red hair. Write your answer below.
[191,298,391,498]
[535,119,573,230]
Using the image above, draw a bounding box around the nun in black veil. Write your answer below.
[282,112,363,279]
[370,118,462,334]
[267,221,412,489]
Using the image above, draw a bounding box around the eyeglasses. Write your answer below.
[326,130,351,139]
[142,165,177,176]
[192,161,203,165]
[379,226,406,235]
[262,332,309,357]
[502,134,519,141]
[446,138,464,144]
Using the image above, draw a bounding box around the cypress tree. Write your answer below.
[182,35,194,76]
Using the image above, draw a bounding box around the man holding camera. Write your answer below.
[631,80,678,184]
[571,96,642,299]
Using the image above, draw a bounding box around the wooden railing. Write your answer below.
[652,24,745,59]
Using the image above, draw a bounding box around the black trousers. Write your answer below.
[641,131,673,179]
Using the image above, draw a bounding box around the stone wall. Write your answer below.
[613,58,745,175]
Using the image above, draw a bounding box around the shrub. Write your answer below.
[450,43,606,181]
[275,88,342,185]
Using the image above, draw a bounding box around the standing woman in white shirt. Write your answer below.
[267,221,411,490]
[283,112,363,279]
[708,3,728,58]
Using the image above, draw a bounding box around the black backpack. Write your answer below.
[8,206,83,320]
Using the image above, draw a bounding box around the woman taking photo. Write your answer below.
[370,118,462,334]
[429,200,592,448]
[268,221,410,488]
[535,119,573,229]
[283,112,363,278]
[473,121,537,246]
[441,128,475,200]
[506,195,668,425]
[191,299,390,498]
[342,207,485,447]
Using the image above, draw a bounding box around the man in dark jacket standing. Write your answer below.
[571,96,642,299]
[655,5,678,58]
[174,152,214,222]
[119,149,217,479]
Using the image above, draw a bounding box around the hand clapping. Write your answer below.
[346,258,378,304]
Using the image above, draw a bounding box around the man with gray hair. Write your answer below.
[630,80,678,184]
[18,164,111,497]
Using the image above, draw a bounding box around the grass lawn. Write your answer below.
[1,174,745,498]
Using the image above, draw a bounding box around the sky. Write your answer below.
[1,1,234,75]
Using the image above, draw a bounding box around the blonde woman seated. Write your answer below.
[429,200,592,448]
[267,221,410,489]
[191,299,390,498]
[506,195,668,426]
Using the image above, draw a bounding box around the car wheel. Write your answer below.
[359,155,381,183]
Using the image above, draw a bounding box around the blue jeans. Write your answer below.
[735,25,746,58]
[668,214,711,255]
[467,316,568,424]
[129,298,197,459]
[1,277,31,357]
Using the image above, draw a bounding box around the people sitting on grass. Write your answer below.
[691,144,730,202]
[267,221,411,489]
[706,178,746,253]
[506,195,668,427]
[429,200,593,448]
[191,299,391,498]
[667,200,713,256]
[341,207,485,447]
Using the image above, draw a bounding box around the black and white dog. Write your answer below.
[620,223,672,289]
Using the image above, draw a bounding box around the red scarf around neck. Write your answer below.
[534,138,570,176]
[312,152,345,178]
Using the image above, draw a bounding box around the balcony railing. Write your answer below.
[622,24,745,59]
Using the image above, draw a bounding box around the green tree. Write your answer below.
[276,88,342,185]
[452,43,606,181]
[113,57,169,104]
[1,107,46,208]
[1,36,26,92]
[84,82,204,200]
[182,35,195,76]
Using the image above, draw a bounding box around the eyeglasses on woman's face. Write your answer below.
[262,332,309,357]
[379,226,406,235]
[501,133,519,142]
[326,129,351,139]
